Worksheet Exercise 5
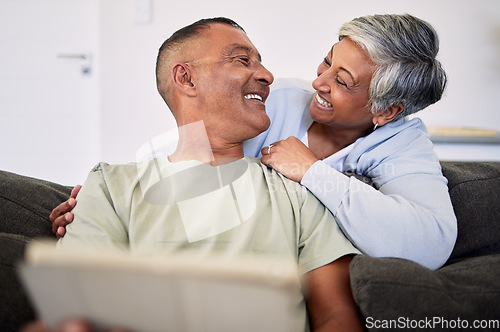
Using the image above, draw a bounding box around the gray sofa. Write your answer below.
[1,162,500,331]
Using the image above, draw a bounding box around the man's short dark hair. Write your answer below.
[156,17,245,77]
[161,17,244,50]
[155,17,245,107]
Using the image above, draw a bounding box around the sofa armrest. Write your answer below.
[440,162,500,262]
[350,254,500,328]
[0,170,72,238]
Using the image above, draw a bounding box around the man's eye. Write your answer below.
[239,57,250,65]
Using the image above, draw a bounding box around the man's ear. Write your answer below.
[373,104,404,127]
[172,63,196,96]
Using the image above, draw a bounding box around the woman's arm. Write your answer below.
[300,159,457,270]
[261,127,457,270]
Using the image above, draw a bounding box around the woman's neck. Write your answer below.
[307,122,370,159]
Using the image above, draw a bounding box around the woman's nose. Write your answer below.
[312,71,330,93]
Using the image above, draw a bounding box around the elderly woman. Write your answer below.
[51,14,456,270]
[256,14,456,270]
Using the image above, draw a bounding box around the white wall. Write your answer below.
[99,0,500,166]
[0,0,100,185]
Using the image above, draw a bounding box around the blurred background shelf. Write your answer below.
[428,126,500,144]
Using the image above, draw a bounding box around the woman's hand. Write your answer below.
[260,136,319,182]
[49,185,82,238]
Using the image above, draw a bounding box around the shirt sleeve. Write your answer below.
[295,185,360,274]
[57,164,129,250]
[301,159,457,270]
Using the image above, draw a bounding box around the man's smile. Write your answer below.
[244,93,263,102]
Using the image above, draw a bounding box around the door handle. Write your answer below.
[57,53,92,75]
[57,53,91,60]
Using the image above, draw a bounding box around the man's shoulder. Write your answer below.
[87,159,158,191]
[90,160,142,175]
[244,157,307,195]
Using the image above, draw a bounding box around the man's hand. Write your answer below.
[22,319,94,332]
[22,319,129,332]
[49,185,81,238]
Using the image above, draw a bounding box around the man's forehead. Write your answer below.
[184,24,262,64]
[201,23,245,40]
[202,24,260,53]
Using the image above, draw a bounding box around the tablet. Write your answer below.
[18,241,305,332]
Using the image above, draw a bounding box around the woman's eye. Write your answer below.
[323,57,331,67]
[336,77,347,87]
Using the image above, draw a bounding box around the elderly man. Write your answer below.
[42,18,362,331]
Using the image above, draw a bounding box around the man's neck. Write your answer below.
[168,120,244,166]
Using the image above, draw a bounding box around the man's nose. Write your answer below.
[255,63,274,86]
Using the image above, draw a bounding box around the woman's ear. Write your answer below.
[373,104,404,127]
[172,63,196,96]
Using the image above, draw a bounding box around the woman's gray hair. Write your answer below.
[339,14,447,118]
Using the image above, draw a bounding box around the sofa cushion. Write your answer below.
[0,233,35,332]
[440,162,500,262]
[350,254,500,329]
[0,170,72,238]
[0,171,71,332]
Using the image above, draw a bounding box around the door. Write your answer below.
[0,0,99,185]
